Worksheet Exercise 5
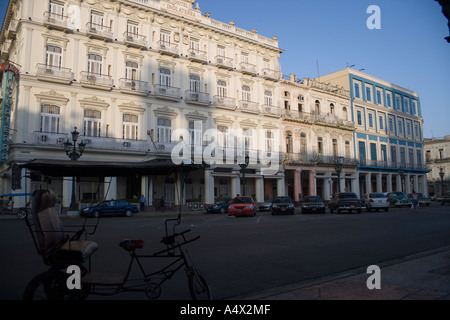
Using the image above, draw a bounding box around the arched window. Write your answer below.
[84,109,101,137]
[342,107,348,121]
[284,91,291,110]
[314,100,320,115]
[123,113,139,140]
[317,137,323,155]
[242,85,251,102]
[333,139,338,157]
[330,103,335,117]
[300,133,307,154]
[217,80,227,97]
[286,131,293,154]
[298,95,304,112]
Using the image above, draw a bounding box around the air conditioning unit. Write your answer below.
[160,44,166,50]
[87,75,96,82]
[190,51,196,57]
[159,87,167,94]
[217,57,224,64]
[126,35,134,41]
[190,93,199,100]
[45,68,54,75]
[90,27,97,33]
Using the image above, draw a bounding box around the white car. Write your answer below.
[362,193,390,212]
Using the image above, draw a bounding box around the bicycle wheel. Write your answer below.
[188,272,212,300]
[23,268,90,300]
[17,210,27,220]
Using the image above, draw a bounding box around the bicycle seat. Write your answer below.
[120,239,144,251]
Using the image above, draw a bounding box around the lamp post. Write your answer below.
[334,156,344,192]
[439,168,445,196]
[64,127,86,211]
[398,167,405,193]
[239,154,250,196]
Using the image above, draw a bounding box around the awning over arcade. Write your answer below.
[20,159,204,178]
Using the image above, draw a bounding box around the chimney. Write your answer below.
[289,74,297,82]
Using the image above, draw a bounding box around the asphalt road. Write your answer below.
[1,204,450,300]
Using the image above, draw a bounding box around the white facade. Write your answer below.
[0,0,287,209]
[424,136,450,196]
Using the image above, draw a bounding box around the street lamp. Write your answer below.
[439,168,445,196]
[64,127,86,211]
[398,167,405,193]
[239,154,250,196]
[334,156,344,192]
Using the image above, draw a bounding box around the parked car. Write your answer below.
[271,196,295,215]
[300,196,326,214]
[228,196,257,217]
[329,192,364,214]
[206,200,232,214]
[258,198,273,211]
[441,192,450,206]
[362,193,390,212]
[80,200,139,218]
[407,193,431,207]
[387,192,412,207]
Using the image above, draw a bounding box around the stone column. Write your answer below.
[204,169,215,205]
[294,169,302,201]
[387,174,393,193]
[255,175,264,203]
[277,175,285,196]
[231,170,241,197]
[309,170,316,196]
[323,173,332,201]
[376,173,382,193]
[365,172,372,194]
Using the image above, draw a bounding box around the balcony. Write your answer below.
[157,41,179,57]
[43,12,69,31]
[7,19,18,39]
[36,64,74,85]
[239,62,257,76]
[359,159,428,171]
[212,95,236,111]
[214,55,233,70]
[119,78,149,96]
[187,48,208,64]
[82,136,149,153]
[284,153,359,167]
[261,105,281,118]
[34,131,68,147]
[80,72,113,90]
[86,22,113,41]
[185,90,210,106]
[261,68,280,82]
[33,132,150,153]
[237,100,260,114]
[153,84,181,101]
[123,32,148,49]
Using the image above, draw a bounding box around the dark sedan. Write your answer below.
[80,200,139,218]
[206,200,232,214]
[271,196,295,215]
[300,196,326,214]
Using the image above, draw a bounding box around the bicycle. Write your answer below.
[23,190,212,300]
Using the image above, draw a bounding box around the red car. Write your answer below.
[228,196,257,217]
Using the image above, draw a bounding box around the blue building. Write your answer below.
[320,68,428,197]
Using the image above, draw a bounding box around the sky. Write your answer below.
[0,0,449,138]
[198,0,450,139]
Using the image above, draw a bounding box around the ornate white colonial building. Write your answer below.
[1,0,287,210]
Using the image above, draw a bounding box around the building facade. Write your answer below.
[280,74,358,202]
[424,136,450,196]
[320,68,428,196]
[0,0,286,210]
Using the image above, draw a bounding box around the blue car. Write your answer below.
[80,200,139,218]
[206,200,232,214]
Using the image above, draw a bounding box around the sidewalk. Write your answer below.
[234,246,450,300]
